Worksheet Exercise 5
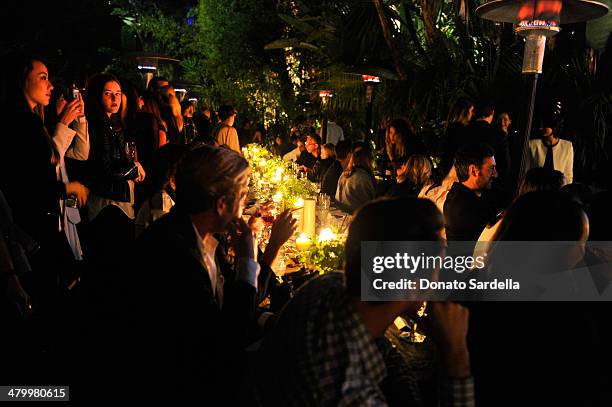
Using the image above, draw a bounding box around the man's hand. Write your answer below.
[424,302,471,378]
[230,218,256,260]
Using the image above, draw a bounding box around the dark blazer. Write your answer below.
[124,207,258,399]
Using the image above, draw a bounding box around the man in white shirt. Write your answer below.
[130,145,261,401]
[320,113,344,145]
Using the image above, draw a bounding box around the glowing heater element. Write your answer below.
[361,75,381,83]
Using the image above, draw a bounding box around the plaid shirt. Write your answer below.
[258,273,475,406]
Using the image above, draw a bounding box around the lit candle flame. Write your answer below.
[318,227,337,242]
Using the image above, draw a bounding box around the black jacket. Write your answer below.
[444,182,496,244]
[123,208,260,399]
[321,160,343,199]
[308,157,334,183]
[88,118,137,202]
[0,111,65,244]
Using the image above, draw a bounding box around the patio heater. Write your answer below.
[319,90,334,143]
[362,75,381,143]
[130,52,181,88]
[475,0,608,181]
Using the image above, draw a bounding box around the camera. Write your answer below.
[64,195,79,209]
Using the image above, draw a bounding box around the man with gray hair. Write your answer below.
[126,145,288,401]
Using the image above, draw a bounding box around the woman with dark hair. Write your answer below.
[84,73,145,262]
[141,93,167,147]
[385,118,425,163]
[0,55,89,347]
[180,101,198,144]
[214,105,240,152]
[335,146,376,213]
[440,98,474,177]
[119,79,159,178]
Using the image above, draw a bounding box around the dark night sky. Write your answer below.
[2,1,123,77]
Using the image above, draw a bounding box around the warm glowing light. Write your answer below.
[319,90,334,98]
[272,192,283,202]
[517,0,562,22]
[318,227,337,242]
[518,19,558,27]
[293,197,304,208]
[272,167,284,182]
[361,75,381,83]
[296,233,311,250]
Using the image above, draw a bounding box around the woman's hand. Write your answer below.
[65,181,89,207]
[58,98,83,126]
[134,162,146,183]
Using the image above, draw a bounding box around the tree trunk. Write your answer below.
[372,0,408,80]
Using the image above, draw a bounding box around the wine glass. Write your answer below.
[398,302,428,343]
[125,141,137,162]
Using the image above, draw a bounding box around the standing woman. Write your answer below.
[84,73,145,262]
[0,55,89,324]
[440,98,474,177]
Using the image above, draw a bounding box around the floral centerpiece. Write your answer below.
[243,143,318,208]
[297,228,345,274]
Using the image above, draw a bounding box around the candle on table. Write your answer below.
[302,198,316,237]
[296,233,311,251]
[318,227,337,243]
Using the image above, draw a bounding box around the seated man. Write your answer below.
[321,140,351,200]
[297,133,320,170]
[444,143,498,251]
[125,145,292,401]
[256,197,474,406]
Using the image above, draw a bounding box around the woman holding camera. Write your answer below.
[83,73,145,264]
[0,55,89,332]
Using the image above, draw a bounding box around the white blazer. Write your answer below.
[528,138,574,184]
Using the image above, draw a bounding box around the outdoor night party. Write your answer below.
[2,0,612,405]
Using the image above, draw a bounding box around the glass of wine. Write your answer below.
[125,141,137,162]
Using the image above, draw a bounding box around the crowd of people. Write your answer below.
[1,53,611,405]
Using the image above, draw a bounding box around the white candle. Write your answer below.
[296,233,311,251]
[302,198,316,238]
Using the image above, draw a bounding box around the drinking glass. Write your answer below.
[318,193,330,211]
[125,141,137,162]
[398,302,428,343]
